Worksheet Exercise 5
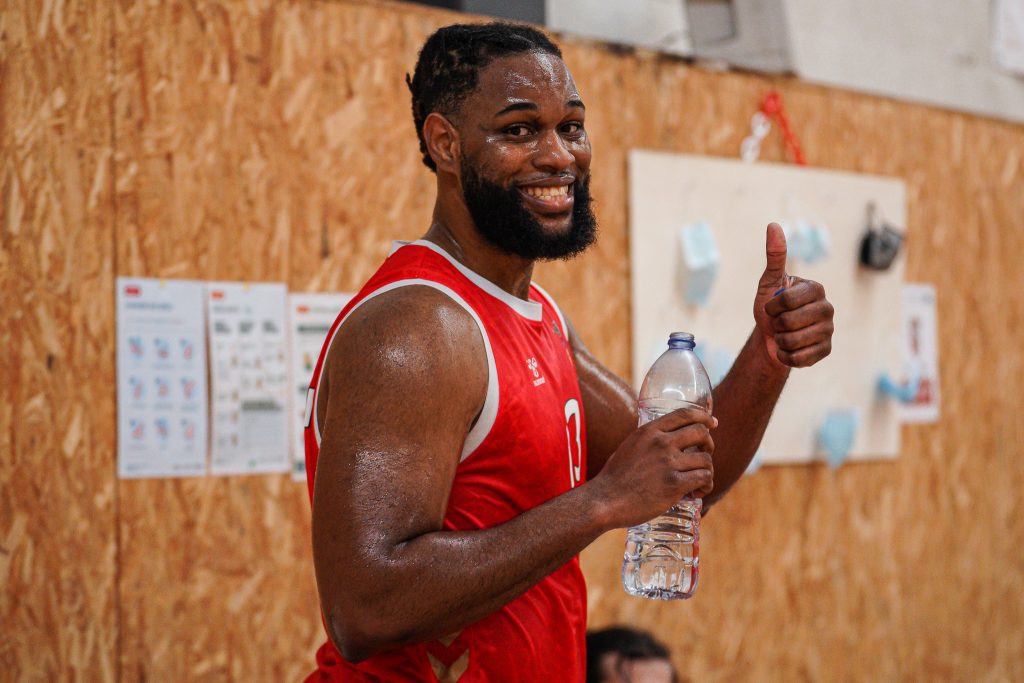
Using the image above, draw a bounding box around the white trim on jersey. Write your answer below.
[311,278,499,463]
[390,240,544,321]
[530,282,570,344]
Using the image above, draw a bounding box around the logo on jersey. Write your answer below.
[526,357,546,386]
[564,398,583,488]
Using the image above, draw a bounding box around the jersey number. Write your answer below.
[564,398,583,488]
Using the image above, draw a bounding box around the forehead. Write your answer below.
[464,51,579,113]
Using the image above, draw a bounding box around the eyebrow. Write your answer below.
[493,99,587,117]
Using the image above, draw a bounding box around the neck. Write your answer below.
[423,178,535,300]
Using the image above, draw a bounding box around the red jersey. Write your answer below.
[303,240,588,682]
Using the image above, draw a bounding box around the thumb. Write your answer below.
[759,222,788,289]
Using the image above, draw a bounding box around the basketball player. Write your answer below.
[303,23,834,682]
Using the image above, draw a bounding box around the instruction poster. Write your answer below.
[287,293,352,481]
[116,278,208,478]
[901,284,941,423]
[207,282,291,475]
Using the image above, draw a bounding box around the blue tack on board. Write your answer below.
[781,221,831,264]
[678,221,720,307]
[878,370,921,403]
[779,222,806,261]
[694,344,735,386]
[745,448,763,475]
[818,409,859,468]
[803,222,831,264]
[710,347,735,385]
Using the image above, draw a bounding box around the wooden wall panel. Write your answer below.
[1,0,117,679]
[111,0,322,679]
[4,0,1021,679]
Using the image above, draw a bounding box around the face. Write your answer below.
[599,654,676,683]
[453,51,596,260]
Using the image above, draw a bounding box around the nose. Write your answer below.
[533,129,574,173]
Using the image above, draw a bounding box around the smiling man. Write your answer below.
[304,22,833,682]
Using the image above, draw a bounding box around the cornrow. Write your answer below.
[407,22,563,172]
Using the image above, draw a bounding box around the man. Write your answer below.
[304,22,833,682]
[586,627,679,683]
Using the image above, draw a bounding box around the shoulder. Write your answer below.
[322,283,488,399]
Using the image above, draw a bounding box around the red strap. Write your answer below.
[761,90,807,166]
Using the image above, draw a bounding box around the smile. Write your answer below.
[518,183,574,213]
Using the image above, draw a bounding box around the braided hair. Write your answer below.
[407,22,563,172]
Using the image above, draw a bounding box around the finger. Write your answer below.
[757,222,788,293]
[673,448,714,473]
[771,299,835,333]
[670,457,714,496]
[776,341,832,368]
[763,279,825,317]
[650,405,717,432]
[774,320,835,352]
[667,424,715,454]
[694,479,715,499]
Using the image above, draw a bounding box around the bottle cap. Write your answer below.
[668,332,695,349]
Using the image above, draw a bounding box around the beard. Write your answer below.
[460,165,598,261]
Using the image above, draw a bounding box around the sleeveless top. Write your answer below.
[303,240,588,682]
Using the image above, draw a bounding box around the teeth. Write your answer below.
[523,185,569,200]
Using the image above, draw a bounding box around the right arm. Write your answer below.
[311,287,716,662]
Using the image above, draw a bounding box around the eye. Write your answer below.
[560,121,585,136]
[504,124,534,137]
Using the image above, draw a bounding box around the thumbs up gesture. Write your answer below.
[754,223,834,368]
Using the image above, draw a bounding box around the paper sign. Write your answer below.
[207,282,291,475]
[288,293,352,481]
[900,284,941,423]
[116,278,208,478]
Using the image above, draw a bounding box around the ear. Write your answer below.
[422,112,460,175]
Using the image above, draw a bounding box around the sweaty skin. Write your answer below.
[312,51,833,662]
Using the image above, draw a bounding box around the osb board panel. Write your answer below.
[1,0,117,680]
[99,0,1023,681]
[111,0,326,680]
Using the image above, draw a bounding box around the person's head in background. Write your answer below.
[586,627,679,683]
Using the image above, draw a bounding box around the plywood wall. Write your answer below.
[3,0,1023,680]
[1,0,118,679]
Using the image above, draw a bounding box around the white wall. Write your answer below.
[545,0,692,56]
[544,0,1024,124]
[784,0,1024,124]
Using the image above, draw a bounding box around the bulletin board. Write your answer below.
[629,151,907,465]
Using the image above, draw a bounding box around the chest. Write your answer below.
[470,306,586,496]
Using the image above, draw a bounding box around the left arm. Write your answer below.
[573,223,834,508]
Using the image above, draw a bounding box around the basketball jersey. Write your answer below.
[303,240,588,682]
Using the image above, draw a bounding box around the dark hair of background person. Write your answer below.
[586,627,679,683]
[405,22,563,172]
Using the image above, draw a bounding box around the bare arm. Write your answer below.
[311,286,716,663]
[571,319,787,508]
[702,328,788,507]
[573,223,834,511]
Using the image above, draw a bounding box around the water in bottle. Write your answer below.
[622,332,713,600]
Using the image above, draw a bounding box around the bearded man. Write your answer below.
[303,22,834,682]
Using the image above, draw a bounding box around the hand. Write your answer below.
[753,223,835,368]
[592,406,717,528]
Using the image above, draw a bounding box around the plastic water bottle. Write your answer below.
[622,332,713,600]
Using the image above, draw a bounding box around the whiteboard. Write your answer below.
[629,151,905,465]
